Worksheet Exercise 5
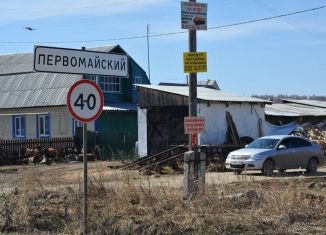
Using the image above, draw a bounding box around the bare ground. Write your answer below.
[1,162,326,234]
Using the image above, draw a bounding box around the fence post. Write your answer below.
[198,151,206,187]
[183,151,195,200]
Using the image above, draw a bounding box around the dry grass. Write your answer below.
[1,164,326,234]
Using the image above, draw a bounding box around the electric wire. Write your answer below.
[252,0,326,41]
[0,4,325,44]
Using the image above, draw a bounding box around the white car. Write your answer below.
[225,135,325,176]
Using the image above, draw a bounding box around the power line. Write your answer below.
[253,0,326,41]
[0,4,325,44]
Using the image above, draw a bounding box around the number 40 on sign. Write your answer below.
[67,80,104,123]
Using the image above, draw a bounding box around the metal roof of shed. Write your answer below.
[136,85,270,104]
[281,99,326,109]
[265,103,326,117]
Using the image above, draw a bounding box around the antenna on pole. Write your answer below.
[147,24,151,82]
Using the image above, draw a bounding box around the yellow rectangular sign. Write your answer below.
[183,52,207,73]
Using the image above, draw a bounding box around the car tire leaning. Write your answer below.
[262,159,274,176]
[306,158,318,175]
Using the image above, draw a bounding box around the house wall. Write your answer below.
[0,106,95,139]
[198,103,265,145]
[96,111,137,154]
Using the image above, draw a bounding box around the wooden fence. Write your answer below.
[0,137,75,165]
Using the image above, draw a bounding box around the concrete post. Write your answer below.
[183,151,195,199]
[198,151,206,187]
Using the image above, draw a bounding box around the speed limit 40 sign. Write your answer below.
[67,79,104,123]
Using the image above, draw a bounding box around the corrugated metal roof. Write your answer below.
[0,45,119,76]
[0,45,124,109]
[0,53,34,75]
[281,99,326,109]
[0,72,81,109]
[103,103,137,111]
[265,103,326,117]
[136,85,270,104]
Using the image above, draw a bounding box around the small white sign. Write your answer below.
[34,46,129,77]
[67,80,104,123]
[181,1,207,30]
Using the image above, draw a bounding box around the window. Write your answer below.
[101,76,121,92]
[87,75,97,84]
[292,138,312,148]
[38,114,50,137]
[279,138,292,149]
[72,118,83,136]
[13,115,26,138]
[134,76,142,89]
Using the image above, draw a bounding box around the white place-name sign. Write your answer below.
[34,46,129,77]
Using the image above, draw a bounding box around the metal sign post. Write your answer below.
[67,78,104,234]
[83,122,88,234]
[34,44,126,234]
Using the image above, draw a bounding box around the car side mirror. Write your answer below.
[278,145,286,150]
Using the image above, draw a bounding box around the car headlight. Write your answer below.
[252,154,263,160]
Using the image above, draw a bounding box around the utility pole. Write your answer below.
[147,24,151,81]
[188,0,198,179]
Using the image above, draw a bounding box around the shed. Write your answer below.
[265,99,326,125]
[136,85,271,157]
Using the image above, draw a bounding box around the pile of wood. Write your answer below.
[303,122,326,150]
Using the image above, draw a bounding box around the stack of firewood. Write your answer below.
[303,122,326,150]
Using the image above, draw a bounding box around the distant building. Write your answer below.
[265,99,326,125]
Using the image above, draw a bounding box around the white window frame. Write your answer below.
[38,114,50,138]
[13,115,26,138]
[101,76,121,93]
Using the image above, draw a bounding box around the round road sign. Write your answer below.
[67,79,104,123]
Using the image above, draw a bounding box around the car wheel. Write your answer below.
[306,158,318,175]
[262,159,274,176]
[234,170,242,175]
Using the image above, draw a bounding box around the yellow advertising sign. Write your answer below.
[183,52,207,73]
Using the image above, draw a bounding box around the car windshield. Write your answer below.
[246,138,280,149]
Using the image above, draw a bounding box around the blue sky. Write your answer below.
[1,0,326,96]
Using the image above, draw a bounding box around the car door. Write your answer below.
[273,138,296,169]
[291,138,313,168]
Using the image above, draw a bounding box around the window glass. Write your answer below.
[101,76,121,92]
[87,75,97,84]
[279,139,292,148]
[292,138,312,148]
[13,116,26,138]
[39,114,50,137]
[73,119,83,135]
[134,76,142,89]
[247,138,279,149]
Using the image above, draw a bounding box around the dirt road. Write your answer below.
[1,161,326,191]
